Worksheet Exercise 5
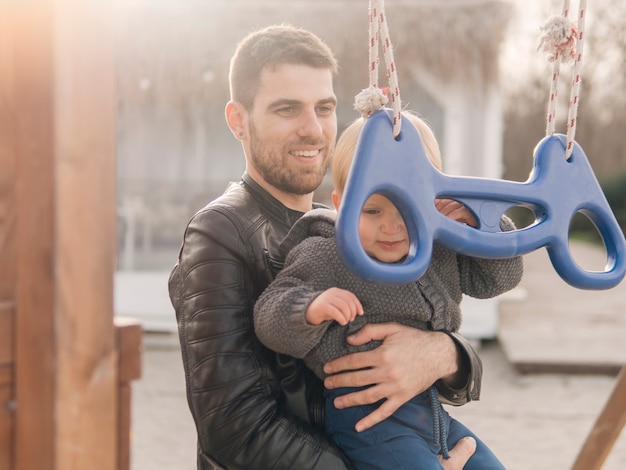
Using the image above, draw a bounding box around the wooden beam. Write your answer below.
[10,0,118,469]
[0,2,18,468]
[13,4,57,466]
[0,0,17,303]
[54,2,118,468]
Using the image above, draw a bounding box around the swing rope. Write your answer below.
[538,0,587,159]
[354,0,403,138]
[354,0,452,461]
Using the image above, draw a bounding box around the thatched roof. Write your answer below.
[113,0,517,243]
[115,0,513,117]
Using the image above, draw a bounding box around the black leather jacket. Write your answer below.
[168,173,482,469]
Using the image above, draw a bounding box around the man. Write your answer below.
[169,24,481,469]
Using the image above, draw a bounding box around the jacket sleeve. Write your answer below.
[435,331,483,406]
[169,208,350,470]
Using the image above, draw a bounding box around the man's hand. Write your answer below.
[323,323,459,431]
[306,288,363,325]
[440,437,476,469]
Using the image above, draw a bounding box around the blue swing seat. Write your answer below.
[335,109,626,289]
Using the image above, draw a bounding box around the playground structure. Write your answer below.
[0,0,623,469]
[0,1,141,469]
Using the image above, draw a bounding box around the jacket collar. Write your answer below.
[241,173,306,228]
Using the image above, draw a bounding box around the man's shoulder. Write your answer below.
[191,182,260,225]
[203,181,251,211]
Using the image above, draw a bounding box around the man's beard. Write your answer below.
[248,122,331,195]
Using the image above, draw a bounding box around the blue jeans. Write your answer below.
[325,387,505,470]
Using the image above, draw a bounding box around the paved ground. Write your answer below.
[131,242,626,469]
[499,242,626,375]
[131,335,626,470]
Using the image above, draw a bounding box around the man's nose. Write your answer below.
[297,108,323,138]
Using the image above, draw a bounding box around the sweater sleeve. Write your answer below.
[457,216,524,298]
[255,237,335,359]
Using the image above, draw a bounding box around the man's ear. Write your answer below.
[225,101,247,140]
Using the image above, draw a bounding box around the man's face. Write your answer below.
[244,64,337,196]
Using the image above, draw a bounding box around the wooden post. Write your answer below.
[0,1,18,467]
[0,302,15,469]
[115,318,143,470]
[5,0,119,469]
[571,365,626,470]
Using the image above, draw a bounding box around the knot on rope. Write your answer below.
[537,15,577,63]
[354,85,389,117]
[363,0,402,136]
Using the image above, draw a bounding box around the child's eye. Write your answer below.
[363,208,381,215]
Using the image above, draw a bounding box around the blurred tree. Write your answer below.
[502,0,626,182]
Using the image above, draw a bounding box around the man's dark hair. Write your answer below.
[229,24,338,110]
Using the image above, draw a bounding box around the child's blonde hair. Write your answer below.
[332,111,442,195]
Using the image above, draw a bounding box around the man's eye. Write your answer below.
[277,107,295,115]
[316,105,334,115]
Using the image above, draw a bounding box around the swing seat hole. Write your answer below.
[568,211,609,271]
[504,205,539,230]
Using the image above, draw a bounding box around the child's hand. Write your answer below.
[306,288,364,326]
[435,198,478,227]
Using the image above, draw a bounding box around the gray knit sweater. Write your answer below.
[254,208,523,379]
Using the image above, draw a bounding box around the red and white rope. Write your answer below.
[565,2,586,158]
[368,0,380,90]
[544,0,571,136]
[538,0,586,159]
[359,0,402,137]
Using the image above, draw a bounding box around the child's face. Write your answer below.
[358,194,409,263]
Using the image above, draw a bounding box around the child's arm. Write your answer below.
[435,197,523,297]
[254,238,354,359]
[306,287,363,325]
